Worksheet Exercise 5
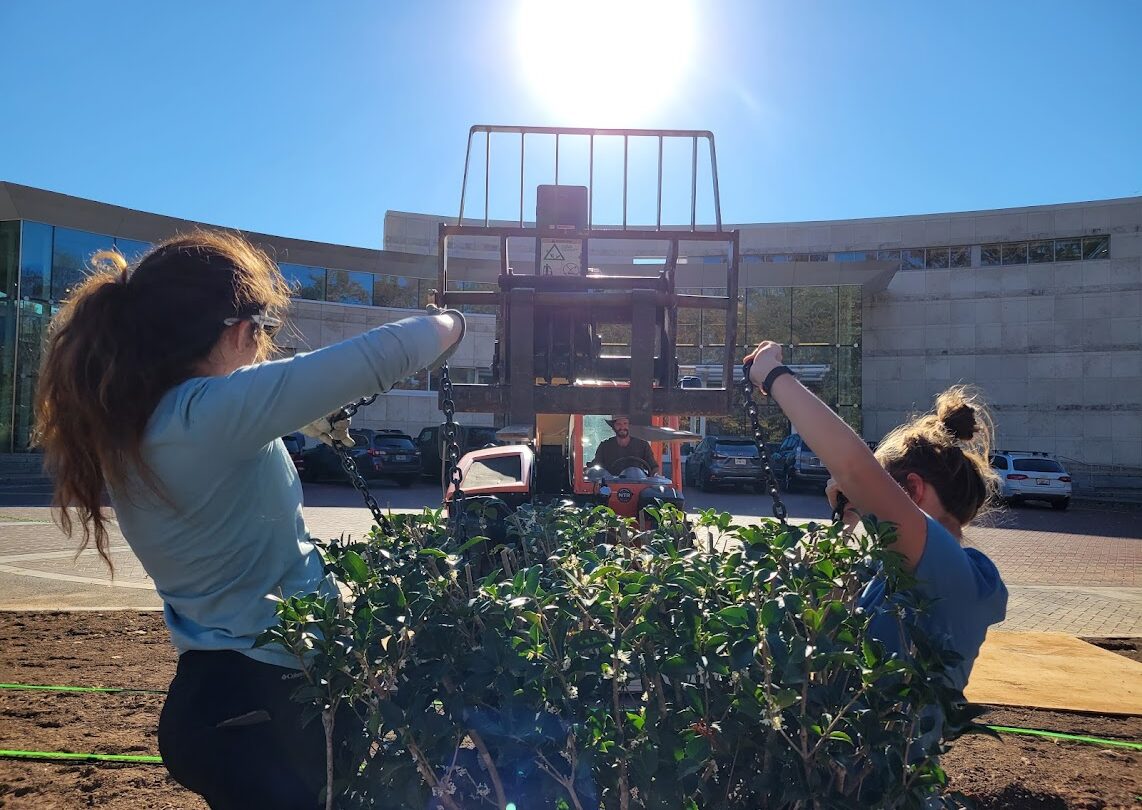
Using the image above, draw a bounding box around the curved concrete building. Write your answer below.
[2,181,1138,469]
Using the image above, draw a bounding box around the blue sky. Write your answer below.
[2,0,1140,248]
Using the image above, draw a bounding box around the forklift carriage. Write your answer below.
[437,126,741,529]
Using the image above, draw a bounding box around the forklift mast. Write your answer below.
[436,125,740,427]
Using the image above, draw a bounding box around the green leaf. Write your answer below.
[340,550,369,585]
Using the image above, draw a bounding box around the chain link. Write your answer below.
[740,362,789,525]
[327,395,393,534]
[439,363,467,543]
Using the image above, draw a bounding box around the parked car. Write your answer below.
[280,432,306,478]
[991,450,1072,510]
[302,428,421,487]
[684,436,767,491]
[770,433,830,491]
[415,424,502,480]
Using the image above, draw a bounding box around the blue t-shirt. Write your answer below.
[861,516,1007,689]
[109,315,452,670]
[860,515,1007,751]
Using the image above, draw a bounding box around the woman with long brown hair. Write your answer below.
[36,229,465,809]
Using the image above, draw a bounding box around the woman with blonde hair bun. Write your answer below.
[745,341,1007,749]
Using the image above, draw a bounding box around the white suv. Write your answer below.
[991,451,1072,511]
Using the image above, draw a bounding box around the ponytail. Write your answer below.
[35,230,292,571]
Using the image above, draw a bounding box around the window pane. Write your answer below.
[769,253,793,263]
[18,222,52,301]
[981,245,1001,266]
[1082,235,1110,260]
[598,322,631,354]
[1054,238,1081,261]
[1001,242,1027,265]
[700,287,726,356]
[745,286,791,346]
[925,247,949,269]
[791,286,837,344]
[834,251,873,262]
[278,262,326,301]
[114,238,151,263]
[325,269,373,305]
[902,249,925,270]
[375,274,421,308]
[52,227,114,301]
[443,279,493,314]
[676,346,700,366]
[876,249,901,263]
[950,246,971,268]
[837,345,862,406]
[1028,240,1053,263]
[838,285,861,346]
[808,253,828,262]
[0,221,18,299]
[789,345,838,406]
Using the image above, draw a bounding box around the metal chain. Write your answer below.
[438,363,466,542]
[327,395,393,534]
[740,362,789,524]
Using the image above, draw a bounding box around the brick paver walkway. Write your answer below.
[1,505,1139,635]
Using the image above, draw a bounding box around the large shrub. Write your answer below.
[261,504,986,809]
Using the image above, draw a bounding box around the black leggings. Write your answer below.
[158,650,347,810]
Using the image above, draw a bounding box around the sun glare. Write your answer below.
[516,0,695,125]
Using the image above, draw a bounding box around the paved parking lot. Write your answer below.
[0,480,1138,635]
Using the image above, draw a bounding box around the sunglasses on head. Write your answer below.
[223,312,283,336]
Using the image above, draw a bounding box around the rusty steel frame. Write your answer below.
[440,126,739,425]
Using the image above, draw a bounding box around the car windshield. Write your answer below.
[1012,458,1064,473]
[715,442,758,457]
[376,437,415,450]
[348,430,372,445]
[281,435,302,452]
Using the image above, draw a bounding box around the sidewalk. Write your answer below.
[1,506,1138,636]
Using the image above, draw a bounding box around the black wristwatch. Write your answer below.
[761,365,795,396]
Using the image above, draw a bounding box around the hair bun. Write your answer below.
[941,403,976,441]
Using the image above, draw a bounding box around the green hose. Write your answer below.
[0,749,163,764]
[0,682,166,695]
[986,725,1142,751]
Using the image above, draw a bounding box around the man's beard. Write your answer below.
[616,429,629,438]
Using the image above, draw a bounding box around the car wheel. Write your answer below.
[397,475,415,489]
[699,468,715,492]
[779,468,793,493]
[1052,498,1069,511]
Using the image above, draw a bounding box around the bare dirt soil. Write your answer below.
[1,612,1139,809]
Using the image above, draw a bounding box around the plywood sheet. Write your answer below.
[966,631,1142,715]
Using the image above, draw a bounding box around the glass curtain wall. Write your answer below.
[685,285,863,439]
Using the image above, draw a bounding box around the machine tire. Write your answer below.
[1052,498,1070,511]
[397,475,416,488]
[699,468,715,492]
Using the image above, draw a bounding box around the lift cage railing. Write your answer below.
[437,126,740,425]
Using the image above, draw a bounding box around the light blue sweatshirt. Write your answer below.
[110,314,457,669]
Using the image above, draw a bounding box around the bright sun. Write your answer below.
[516,0,695,125]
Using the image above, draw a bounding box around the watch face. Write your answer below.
[616,488,633,503]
